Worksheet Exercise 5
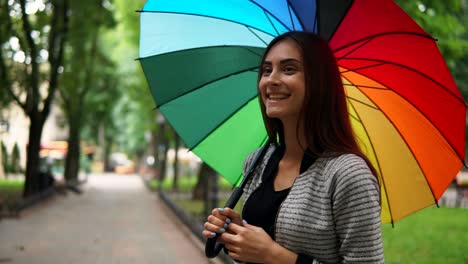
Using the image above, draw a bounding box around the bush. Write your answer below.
[10,143,21,173]
[1,142,9,173]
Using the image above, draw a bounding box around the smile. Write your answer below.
[267,93,290,100]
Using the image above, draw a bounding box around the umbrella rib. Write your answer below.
[323,0,355,41]
[138,45,263,60]
[332,31,435,53]
[346,97,380,111]
[187,95,260,153]
[246,26,269,46]
[139,10,277,39]
[313,0,319,34]
[345,96,395,224]
[262,10,280,35]
[340,62,387,73]
[338,57,466,106]
[343,83,388,90]
[156,66,259,110]
[286,1,296,31]
[247,0,294,31]
[335,37,374,63]
[286,0,307,31]
[243,44,267,58]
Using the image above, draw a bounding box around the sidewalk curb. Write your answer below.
[140,175,232,264]
[159,191,231,264]
[1,179,86,219]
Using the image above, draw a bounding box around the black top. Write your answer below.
[241,145,317,263]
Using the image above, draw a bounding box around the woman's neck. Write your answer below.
[281,119,306,162]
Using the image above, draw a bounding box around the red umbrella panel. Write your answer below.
[331,0,466,223]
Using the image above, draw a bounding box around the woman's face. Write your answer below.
[259,39,305,123]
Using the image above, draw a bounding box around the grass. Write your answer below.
[0,179,24,208]
[173,196,244,222]
[148,175,234,193]
[382,206,468,264]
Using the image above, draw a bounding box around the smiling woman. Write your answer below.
[259,40,305,125]
[203,31,384,264]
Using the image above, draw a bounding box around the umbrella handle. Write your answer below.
[205,143,270,258]
[205,187,243,258]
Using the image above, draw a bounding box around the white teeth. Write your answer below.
[268,94,289,100]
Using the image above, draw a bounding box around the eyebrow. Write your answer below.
[263,58,302,65]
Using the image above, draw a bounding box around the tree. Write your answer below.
[11,143,21,173]
[1,142,8,176]
[192,162,219,216]
[0,0,70,197]
[58,0,115,182]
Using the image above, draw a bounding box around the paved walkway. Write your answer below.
[0,173,223,264]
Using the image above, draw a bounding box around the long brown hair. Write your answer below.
[257,31,378,178]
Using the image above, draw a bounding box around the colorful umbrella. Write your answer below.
[138,0,466,224]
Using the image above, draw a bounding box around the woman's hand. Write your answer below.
[221,220,276,263]
[202,207,243,239]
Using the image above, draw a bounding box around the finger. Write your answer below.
[204,221,227,234]
[227,251,242,261]
[211,208,228,220]
[220,231,238,244]
[220,208,242,225]
[202,230,217,239]
[226,222,246,234]
[224,243,241,254]
[207,214,228,229]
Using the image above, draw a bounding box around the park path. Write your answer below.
[0,173,223,264]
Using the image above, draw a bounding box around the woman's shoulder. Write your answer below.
[319,152,376,185]
[319,152,369,168]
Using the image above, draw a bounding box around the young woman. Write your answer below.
[202,31,384,264]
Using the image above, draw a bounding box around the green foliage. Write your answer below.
[0,0,67,100]
[57,0,120,178]
[105,0,159,159]
[148,174,233,193]
[10,143,20,173]
[1,142,9,173]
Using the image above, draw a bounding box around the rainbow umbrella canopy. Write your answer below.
[138,0,466,224]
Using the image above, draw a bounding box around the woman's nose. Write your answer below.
[266,70,281,85]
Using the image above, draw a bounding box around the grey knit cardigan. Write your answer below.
[241,145,384,263]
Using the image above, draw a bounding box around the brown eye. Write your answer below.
[262,67,272,75]
[284,66,297,74]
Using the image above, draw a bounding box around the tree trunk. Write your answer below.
[64,114,81,183]
[151,129,159,179]
[159,142,168,185]
[97,123,106,171]
[104,134,113,172]
[158,121,168,184]
[0,140,5,179]
[192,162,217,200]
[23,112,44,197]
[172,136,180,191]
